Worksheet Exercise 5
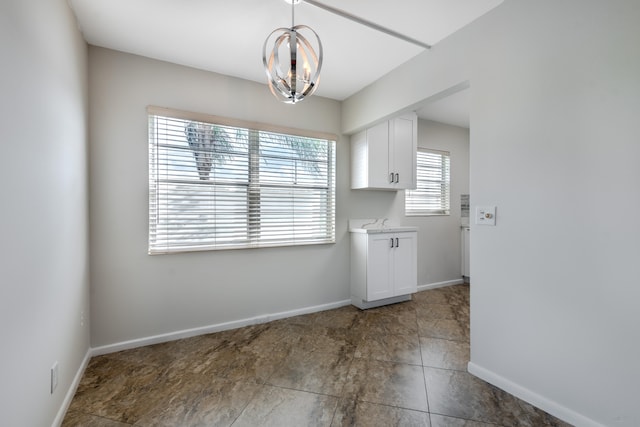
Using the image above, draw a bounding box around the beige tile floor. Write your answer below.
[63,285,573,426]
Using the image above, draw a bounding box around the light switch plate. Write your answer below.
[476,206,497,226]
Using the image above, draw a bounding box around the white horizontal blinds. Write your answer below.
[405,148,450,216]
[255,130,335,245]
[149,111,335,254]
[149,115,250,253]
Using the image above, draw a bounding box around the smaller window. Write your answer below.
[405,148,450,216]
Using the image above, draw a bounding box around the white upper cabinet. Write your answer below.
[351,112,417,190]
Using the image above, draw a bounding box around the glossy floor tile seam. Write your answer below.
[422,364,432,416]
[419,336,471,372]
[225,384,269,427]
[137,377,265,426]
[62,285,573,427]
[338,396,430,415]
[65,399,509,427]
[417,319,470,342]
[342,357,429,413]
[226,384,435,427]
[251,382,347,402]
[429,412,503,427]
[354,337,424,366]
[417,316,427,368]
[336,359,468,415]
[264,353,357,399]
[66,410,134,426]
[225,384,341,427]
[428,411,501,426]
[418,332,434,422]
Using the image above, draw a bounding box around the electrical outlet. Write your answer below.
[51,362,58,394]
[80,311,85,327]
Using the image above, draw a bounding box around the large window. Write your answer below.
[405,148,450,216]
[148,107,336,254]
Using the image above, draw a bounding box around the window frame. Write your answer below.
[405,148,451,217]
[147,106,337,254]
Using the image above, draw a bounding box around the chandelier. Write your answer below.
[262,0,323,104]
[262,0,432,104]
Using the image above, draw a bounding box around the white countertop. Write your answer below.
[349,226,418,234]
[348,219,417,234]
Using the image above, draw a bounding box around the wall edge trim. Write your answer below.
[51,348,92,427]
[467,362,606,427]
[417,278,464,292]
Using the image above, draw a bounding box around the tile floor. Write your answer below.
[63,285,572,426]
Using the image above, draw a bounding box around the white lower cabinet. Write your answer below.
[350,230,417,309]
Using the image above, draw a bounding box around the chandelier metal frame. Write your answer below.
[263,0,431,103]
[262,1,323,104]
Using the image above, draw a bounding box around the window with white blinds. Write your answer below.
[405,148,450,216]
[148,108,336,254]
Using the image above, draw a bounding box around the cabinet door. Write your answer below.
[366,233,394,301]
[390,114,417,189]
[365,121,392,188]
[392,232,417,296]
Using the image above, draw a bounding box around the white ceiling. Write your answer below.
[69,0,502,127]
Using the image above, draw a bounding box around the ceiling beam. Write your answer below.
[304,0,432,50]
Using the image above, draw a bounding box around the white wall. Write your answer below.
[414,120,469,286]
[0,1,90,426]
[88,48,467,351]
[388,120,470,287]
[89,48,346,348]
[342,0,640,426]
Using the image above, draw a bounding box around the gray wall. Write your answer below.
[88,47,347,348]
[343,0,640,426]
[88,47,467,350]
[0,0,90,425]
[391,120,470,287]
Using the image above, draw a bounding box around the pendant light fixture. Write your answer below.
[263,0,323,104]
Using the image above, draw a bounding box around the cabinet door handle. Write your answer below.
[389,172,395,184]
[395,237,399,248]
[395,173,399,183]
[390,238,395,248]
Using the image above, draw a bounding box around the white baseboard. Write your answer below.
[53,299,351,424]
[417,278,464,292]
[467,362,605,427]
[92,299,352,356]
[51,348,92,427]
